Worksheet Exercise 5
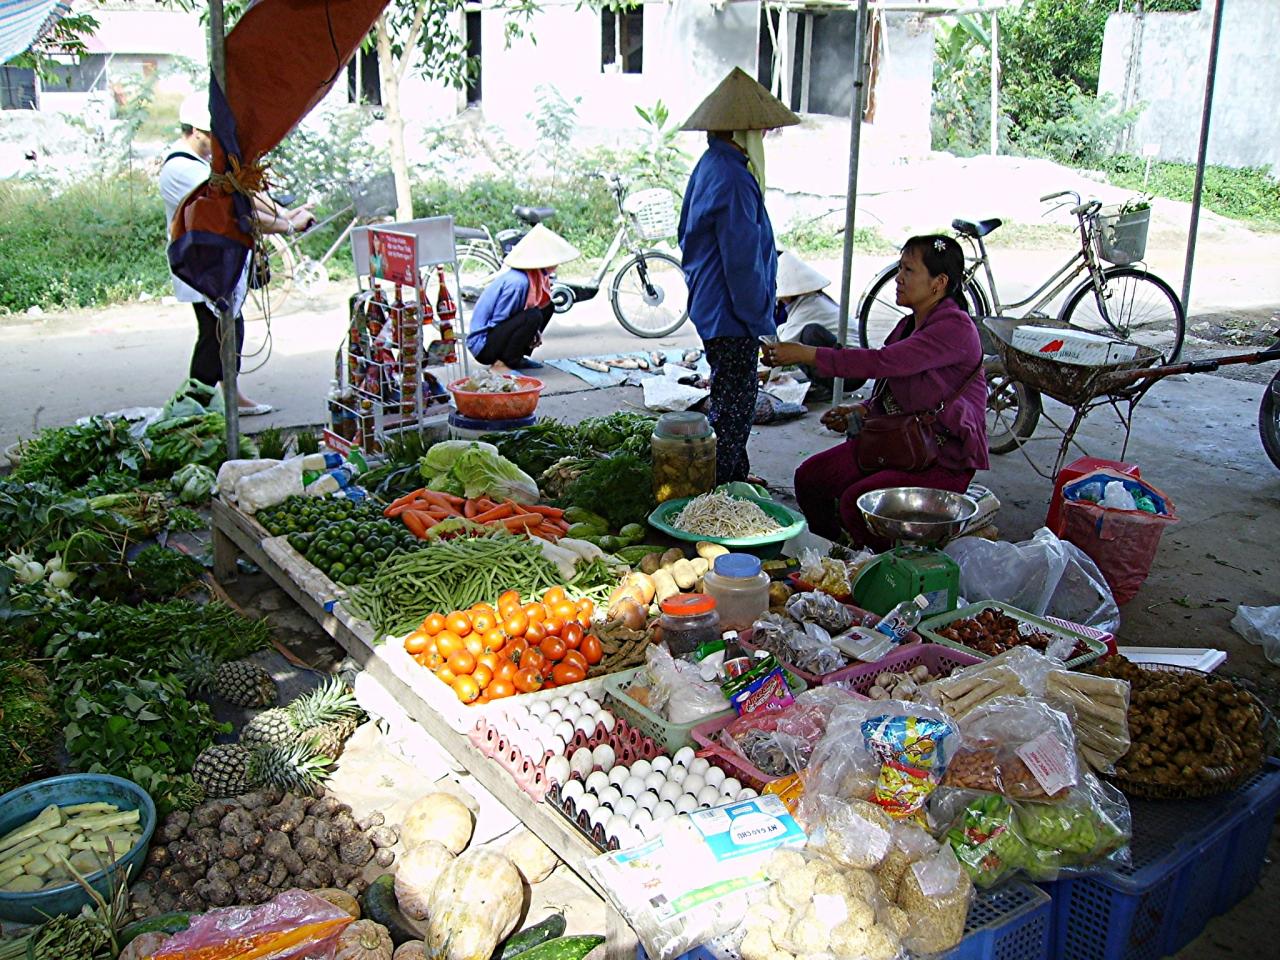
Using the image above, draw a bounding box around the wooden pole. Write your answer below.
[989,9,999,156]
[208,0,240,458]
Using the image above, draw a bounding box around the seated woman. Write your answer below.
[466,224,580,371]
[762,235,987,548]
[774,250,842,401]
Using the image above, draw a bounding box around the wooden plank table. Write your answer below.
[211,499,640,958]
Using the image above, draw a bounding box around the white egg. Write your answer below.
[568,691,589,707]
[592,744,616,770]
[605,813,631,842]
[544,711,563,728]
[652,801,676,821]
[585,770,610,795]
[621,776,648,799]
[560,779,584,803]
[560,705,581,724]
[650,756,672,775]
[597,711,616,733]
[630,758,652,780]
[689,757,711,777]
[702,766,725,788]
[574,715,596,736]
[545,756,571,785]
[697,785,722,807]
[607,765,630,788]
[578,698,599,716]
[613,796,638,819]
[720,777,742,797]
[550,696,569,713]
[597,785,623,809]
[570,746,594,780]
[657,781,684,804]
[665,764,688,785]
[681,774,706,798]
[545,735,567,757]
[576,793,599,817]
[589,805,611,831]
[528,702,550,719]
[673,746,696,767]
[674,794,699,815]
[628,807,653,829]
[636,792,659,812]
[736,788,758,801]
[644,771,667,793]
[554,720,576,743]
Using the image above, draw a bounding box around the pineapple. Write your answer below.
[171,645,277,708]
[192,741,330,798]
[241,707,294,747]
[191,743,255,798]
[242,677,361,758]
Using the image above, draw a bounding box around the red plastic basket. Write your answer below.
[447,375,543,419]
[825,643,983,697]
[739,620,923,686]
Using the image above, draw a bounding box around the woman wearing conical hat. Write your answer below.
[465,224,580,371]
[773,250,842,401]
[677,67,799,484]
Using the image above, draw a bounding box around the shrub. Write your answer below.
[1102,155,1280,227]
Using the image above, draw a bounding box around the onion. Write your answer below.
[610,598,648,631]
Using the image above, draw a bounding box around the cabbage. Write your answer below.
[420,441,540,504]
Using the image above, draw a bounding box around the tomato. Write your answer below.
[445,611,472,637]
[495,659,518,683]
[453,674,480,704]
[435,665,458,686]
[551,600,578,622]
[540,636,567,661]
[503,609,529,638]
[524,622,546,645]
[500,638,527,661]
[498,589,522,611]
[562,649,588,672]
[404,629,431,655]
[413,652,428,666]
[470,602,497,620]
[581,634,604,665]
[523,602,547,624]
[521,649,546,674]
[513,668,544,693]
[563,621,584,650]
[471,611,496,634]
[478,651,501,673]
[472,664,493,689]
[435,630,465,658]
[543,586,567,607]
[488,679,515,699]
[423,612,447,635]
[576,597,595,618]
[425,649,444,670]
[542,616,565,637]
[475,690,491,704]
[447,649,477,675]
[552,662,587,686]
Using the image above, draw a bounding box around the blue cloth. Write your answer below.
[677,138,778,341]
[466,268,530,355]
[0,0,68,64]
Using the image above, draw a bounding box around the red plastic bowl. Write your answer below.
[447,376,543,420]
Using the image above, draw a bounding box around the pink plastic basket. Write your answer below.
[691,713,779,792]
[825,643,983,698]
[739,620,924,686]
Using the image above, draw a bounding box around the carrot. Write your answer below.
[472,502,516,524]
[474,498,498,512]
[402,510,430,538]
[385,497,432,518]
[501,513,543,532]
[386,488,427,512]
[419,490,460,512]
[526,504,565,519]
[463,499,480,519]
[426,505,456,520]
[436,492,466,508]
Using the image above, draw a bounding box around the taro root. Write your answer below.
[268,862,290,888]
[207,859,241,884]
[297,862,333,888]
[175,889,204,912]
[261,831,292,860]
[294,835,322,861]
[280,850,305,876]
[332,862,360,884]
[219,834,246,861]
[192,802,232,829]
[310,796,342,818]
[146,846,171,868]
[244,830,265,851]
[171,841,208,873]
[367,826,398,849]
[375,848,396,868]
[220,808,256,838]
[358,811,386,831]
[338,835,374,866]
[294,817,319,840]
[238,853,259,873]
[242,878,273,904]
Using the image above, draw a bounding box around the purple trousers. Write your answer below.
[794,438,975,549]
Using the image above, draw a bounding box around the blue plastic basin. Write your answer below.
[0,774,156,924]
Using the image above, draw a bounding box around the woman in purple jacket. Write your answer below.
[762,236,988,547]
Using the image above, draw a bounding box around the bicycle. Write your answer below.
[245,170,397,322]
[453,172,689,338]
[855,191,1185,454]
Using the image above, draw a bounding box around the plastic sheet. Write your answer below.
[145,888,353,960]
[1231,604,1280,665]
[644,644,730,724]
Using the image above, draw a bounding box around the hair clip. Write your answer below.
[934,239,947,252]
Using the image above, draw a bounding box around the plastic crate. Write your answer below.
[1042,758,1280,960]
[739,623,925,687]
[918,601,1106,670]
[603,667,734,753]
[828,642,984,697]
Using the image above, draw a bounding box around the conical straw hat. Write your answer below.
[681,67,800,132]
[504,223,581,270]
[775,251,831,298]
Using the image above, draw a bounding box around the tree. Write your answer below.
[7,5,102,81]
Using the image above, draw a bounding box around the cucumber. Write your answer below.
[614,544,666,565]
[566,521,608,540]
[506,935,605,960]
[362,873,422,945]
[500,912,567,959]
[563,507,607,527]
[118,911,191,947]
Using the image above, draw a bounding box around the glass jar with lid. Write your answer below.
[702,553,771,632]
[655,593,721,659]
[651,411,717,503]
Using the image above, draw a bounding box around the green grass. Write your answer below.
[1103,155,1280,229]
[780,220,894,256]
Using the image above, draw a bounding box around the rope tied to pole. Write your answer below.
[209,154,270,200]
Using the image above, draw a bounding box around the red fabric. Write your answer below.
[813,299,989,471]
[523,268,553,309]
[794,438,974,549]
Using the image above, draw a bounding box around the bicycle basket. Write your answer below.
[622,187,678,241]
[352,171,398,219]
[1095,204,1150,265]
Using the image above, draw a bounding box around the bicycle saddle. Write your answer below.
[951,217,1002,238]
[513,205,556,225]
[453,226,488,241]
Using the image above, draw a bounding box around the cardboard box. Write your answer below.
[1011,325,1139,366]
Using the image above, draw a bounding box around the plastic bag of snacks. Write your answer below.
[896,843,973,955]
[941,696,1080,801]
[144,889,353,959]
[643,643,729,724]
[751,612,847,677]
[859,705,959,821]
[785,591,856,633]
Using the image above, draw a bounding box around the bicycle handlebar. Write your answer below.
[1040,189,1082,205]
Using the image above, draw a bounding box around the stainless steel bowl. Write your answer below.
[856,487,978,545]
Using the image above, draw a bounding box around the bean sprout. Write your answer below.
[671,491,782,538]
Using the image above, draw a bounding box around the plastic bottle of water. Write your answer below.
[874,594,929,644]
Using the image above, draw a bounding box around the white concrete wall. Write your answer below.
[1099,3,1280,173]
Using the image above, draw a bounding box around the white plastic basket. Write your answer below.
[622,187,678,241]
[1095,204,1150,265]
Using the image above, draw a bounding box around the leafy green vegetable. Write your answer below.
[11,417,147,490]
[420,440,540,503]
[130,545,205,599]
[482,412,656,477]
[559,453,655,529]
[0,657,57,794]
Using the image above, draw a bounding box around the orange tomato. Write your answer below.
[470,602,497,620]
[581,634,604,665]
[543,585,567,607]
[453,674,480,704]
[564,621,584,650]
[503,609,529,638]
[524,622,546,645]
[435,665,458,686]
[435,630,464,658]
[425,649,444,670]
[423,612,447,635]
[513,667,544,693]
[495,659,518,683]
[471,611,496,634]
[521,649,546,674]
[523,602,547,624]
[481,628,507,653]
[551,600,578,621]
[404,629,431,655]
[575,598,595,625]
[476,690,491,704]
[540,636,567,662]
[542,616,565,637]
[488,679,515,699]
[562,649,588,672]
[552,662,587,686]
[500,638,527,660]
[445,611,473,637]
[498,589,522,612]
[472,664,493,689]
[413,652,429,667]
[464,633,484,657]
[447,649,477,675]
[477,651,501,673]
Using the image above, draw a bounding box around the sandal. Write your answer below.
[238,402,273,417]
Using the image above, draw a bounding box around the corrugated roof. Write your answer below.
[0,0,70,63]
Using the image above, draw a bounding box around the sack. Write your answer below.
[856,410,940,472]
[248,239,271,290]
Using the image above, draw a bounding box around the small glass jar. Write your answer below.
[656,594,721,659]
[702,553,771,632]
[651,412,717,503]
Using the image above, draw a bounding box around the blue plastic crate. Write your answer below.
[1043,758,1280,960]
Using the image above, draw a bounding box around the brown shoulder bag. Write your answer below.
[855,363,983,473]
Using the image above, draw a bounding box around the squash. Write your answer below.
[425,849,524,960]
[392,943,427,960]
[336,919,394,960]
[312,887,362,919]
[499,828,559,884]
[402,792,474,855]
[395,840,456,920]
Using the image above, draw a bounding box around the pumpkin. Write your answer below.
[312,886,362,919]
[395,841,456,920]
[392,942,428,960]
[499,827,559,884]
[402,792,474,855]
[425,849,524,960]
[336,919,394,960]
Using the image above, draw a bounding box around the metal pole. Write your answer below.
[832,0,870,405]
[208,0,240,458]
[989,9,999,156]
[1180,0,1225,329]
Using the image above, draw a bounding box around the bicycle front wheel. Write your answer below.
[1059,266,1186,362]
[610,251,689,338]
[1260,370,1280,471]
[243,234,295,323]
[858,264,990,348]
[455,244,502,303]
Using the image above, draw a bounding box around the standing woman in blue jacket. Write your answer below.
[677,68,799,484]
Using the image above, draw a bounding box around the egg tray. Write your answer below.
[468,714,664,802]
[544,781,620,853]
